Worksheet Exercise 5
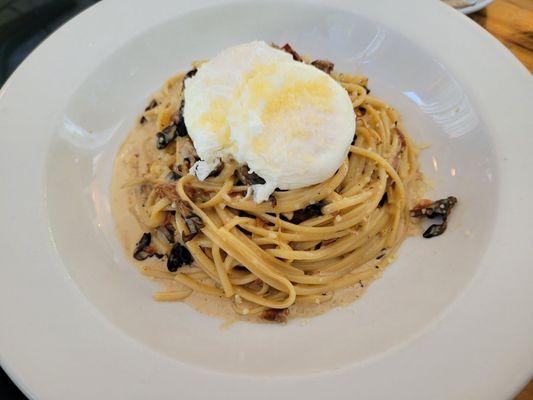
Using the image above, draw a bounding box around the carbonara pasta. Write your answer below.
[111,44,455,322]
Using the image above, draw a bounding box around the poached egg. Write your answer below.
[183,41,355,202]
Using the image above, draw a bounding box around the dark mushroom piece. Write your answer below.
[184,68,197,79]
[378,192,388,208]
[167,243,193,272]
[235,165,266,185]
[376,248,387,260]
[422,223,448,239]
[177,201,205,242]
[410,196,457,219]
[133,232,163,261]
[156,124,178,150]
[290,201,325,224]
[165,170,182,182]
[410,196,458,239]
[207,162,224,178]
[183,214,204,242]
[157,223,176,244]
[172,99,189,138]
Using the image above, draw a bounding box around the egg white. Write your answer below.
[183,41,356,202]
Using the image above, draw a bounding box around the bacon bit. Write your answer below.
[184,186,211,202]
[321,238,336,246]
[280,43,302,61]
[260,308,289,323]
[412,199,434,210]
[155,184,180,202]
[391,127,407,148]
[229,192,243,200]
[139,115,147,124]
[255,217,268,229]
[269,194,277,207]
[311,59,334,74]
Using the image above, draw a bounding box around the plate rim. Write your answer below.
[1,0,532,398]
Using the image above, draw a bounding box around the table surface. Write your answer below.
[474,1,533,397]
[470,0,533,72]
[0,0,531,399]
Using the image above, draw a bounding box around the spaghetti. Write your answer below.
[111,46,449,322]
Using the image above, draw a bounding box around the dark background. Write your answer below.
[0,1,100,396]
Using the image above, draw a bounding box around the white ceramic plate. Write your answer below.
[1,0,532,398]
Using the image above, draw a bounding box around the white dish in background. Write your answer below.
[0,0,532,399]
[456,0,495,14]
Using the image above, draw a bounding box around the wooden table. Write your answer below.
[469,1,532,398]
[470,0,533,71]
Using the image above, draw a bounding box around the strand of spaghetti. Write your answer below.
[185,239,220,282]
[211,244,234,297]
[239,221,352,242]
[154,289,192,301]
[205,160,237,183]
[178,176,298,298]
[234,287,293,309]
[198,178,234,209]
[228,271,258,285]
[295,291,334,305]
[147,197,170,227]
[213,206,305,276]
[322,190,374,214]
[174,273,223,296]
[256,189,383,234]
[294,264,379,296]
[202,224,297,296]
[266,209,388,261]
[223,254,237,272]
[140,266,177,280]
[350,145,405,204]
[116,69,425,318]
[226,160,348,213]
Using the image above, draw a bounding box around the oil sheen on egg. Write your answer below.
[183,41,355,202]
